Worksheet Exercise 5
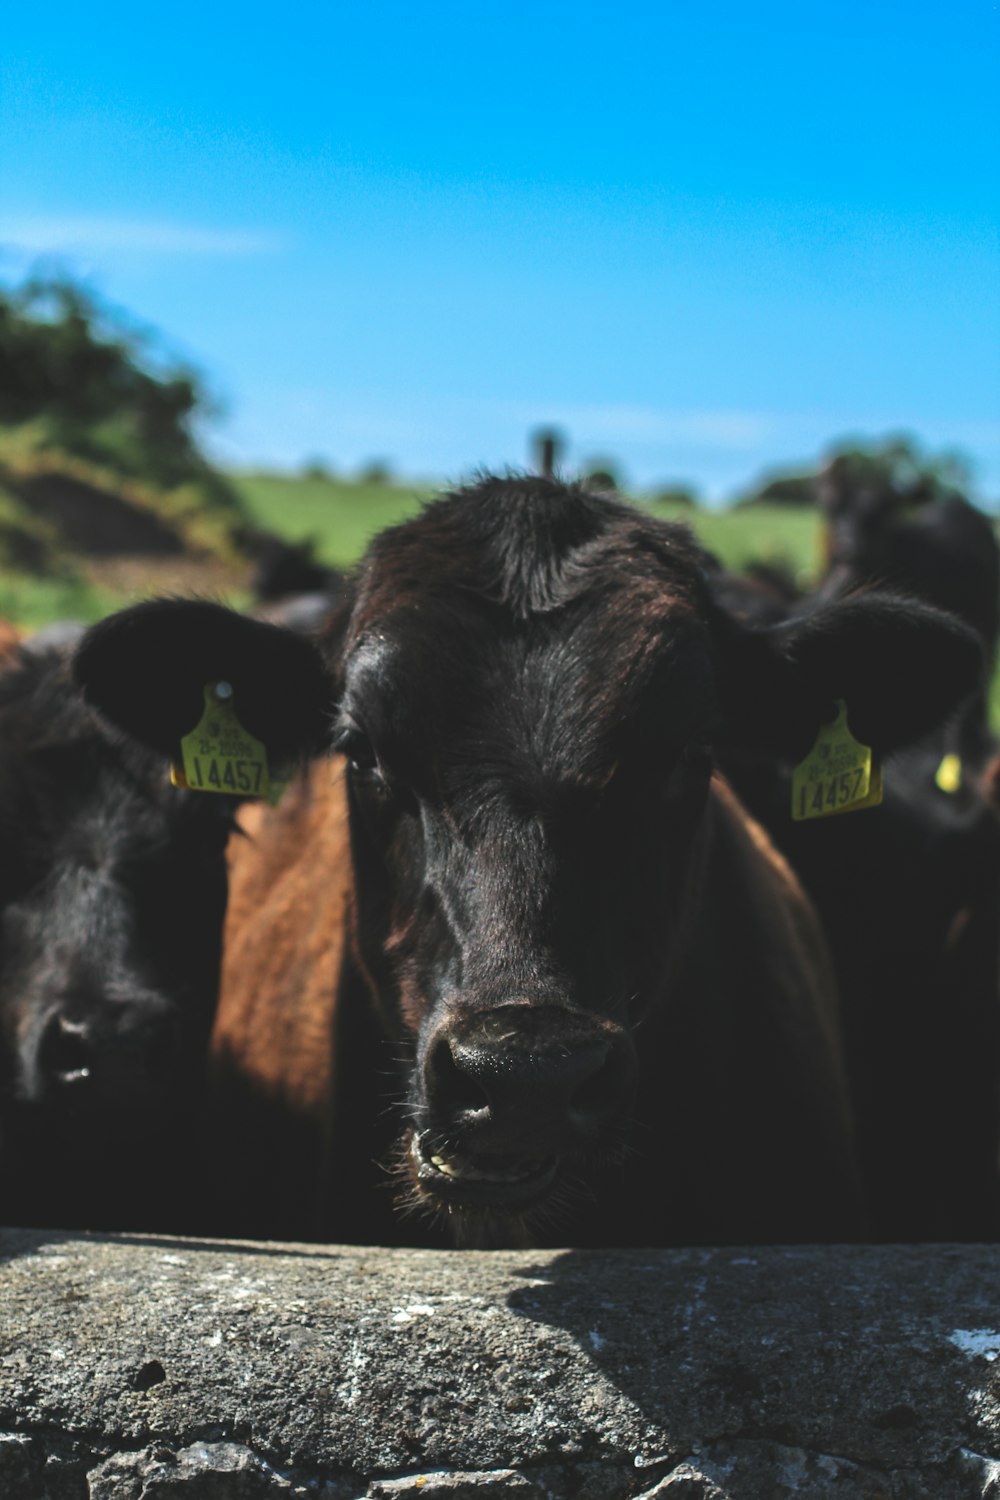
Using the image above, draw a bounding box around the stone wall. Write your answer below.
[1,1230,999,1498]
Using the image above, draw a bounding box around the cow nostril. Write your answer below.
[38,1016,94,1086]
[429,1037,490,1116]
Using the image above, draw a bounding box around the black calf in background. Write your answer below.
[0,634,233,1231]
[817,455,1000,764]
[714,462,1000,1237]
[722,728,1000,1241]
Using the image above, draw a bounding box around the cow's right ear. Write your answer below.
[73,600,335,762]
[709,590,984,760]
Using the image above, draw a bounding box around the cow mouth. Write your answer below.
[410,1132,560,1207]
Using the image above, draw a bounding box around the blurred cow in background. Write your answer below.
[0,631,234,1230]
[717,455,1000,1238]
[817,453,1000,765]
[721,723,1000,1241]
[713,457,1000,1238]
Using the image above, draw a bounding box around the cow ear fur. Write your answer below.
[712,593,984,760]
[73,600,336,762]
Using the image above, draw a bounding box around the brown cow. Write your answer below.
[74,477,983,1247]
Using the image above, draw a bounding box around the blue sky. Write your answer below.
[2,1,998,502]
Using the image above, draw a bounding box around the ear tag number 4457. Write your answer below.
[791,699,883,822]
[171,681,271,799]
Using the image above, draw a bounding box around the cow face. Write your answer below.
[334,498,723,1223]
[0,643,232,1186]
[73,477,983,1237]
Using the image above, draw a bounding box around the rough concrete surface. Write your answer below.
[0,1231,998,1498]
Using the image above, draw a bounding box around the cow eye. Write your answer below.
[333,725,410,809]
[334,725,379,775]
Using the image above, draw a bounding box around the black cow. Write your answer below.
[73,477,983,1248]
[817,457,1000,764]
[711,501,1000,1238]
[722,727,1000,1241]
[0,633,234,1230]
[241,528,343,606]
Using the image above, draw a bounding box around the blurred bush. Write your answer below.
[357,458,394,486]
[582,459,622,492]
[648,484,700,509]
[301,457,336,482]
[736,435,982,513]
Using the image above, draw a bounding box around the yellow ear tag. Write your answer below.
[935,753,963,794]
[170,681,270,798]
[791,700,883,821]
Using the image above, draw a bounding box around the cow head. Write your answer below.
[0,640,233,1192]
[73,478,983,1238]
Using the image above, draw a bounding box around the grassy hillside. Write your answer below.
[0,275,255,625]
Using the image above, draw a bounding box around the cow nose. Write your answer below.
[34,1006,180,1106]
[425,1006,632,1150]
[37,1014,94,1089]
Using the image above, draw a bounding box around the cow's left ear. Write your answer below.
[712,592,984,759]
[73,599,336,762]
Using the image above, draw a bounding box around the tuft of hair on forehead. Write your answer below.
[358,473,708,622]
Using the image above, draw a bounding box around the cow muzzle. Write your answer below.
[22,997,182,1114]
[410,1003,635,1210]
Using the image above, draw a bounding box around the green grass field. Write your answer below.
[233,472,433,568]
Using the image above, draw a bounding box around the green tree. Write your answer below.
[821,434,975,506]
[0,275,235,506]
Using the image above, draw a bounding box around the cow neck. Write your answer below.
[652,775,717,1004]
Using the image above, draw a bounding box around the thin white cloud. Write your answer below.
[527,403,776,449]
[211,387,785,491]
[218,388,778,463]
[1,215,287,257]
